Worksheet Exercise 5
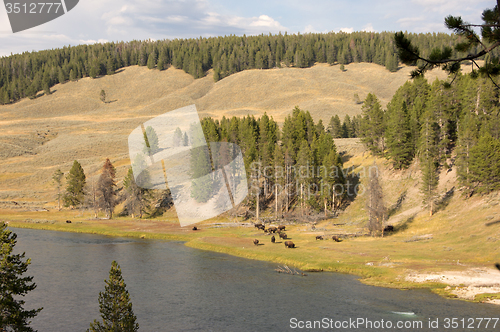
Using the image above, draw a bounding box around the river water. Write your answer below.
[11,227,500,331]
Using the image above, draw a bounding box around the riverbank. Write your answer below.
[3,208,500,306]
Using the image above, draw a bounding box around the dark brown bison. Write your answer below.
[271,235,275,243]
[268,226,278,233]
[254,223,264,229]
[253,239,259,245]
[65,220,72,223]
[332,235,342,242]
[316,235,323,240]
[278,225,286,231]
[284,241,295,248]
[383,225,394,232]
[192,226,198,230]
[279,232,287,239]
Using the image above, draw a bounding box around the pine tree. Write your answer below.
[43,81,51,96]
[385,101,414,169]
[321,149,345,214]
[52,169,64,211]
[296,140,313,214]
[97,158,117,219]
[419,109,440,215]
[147,52,157,69]
[0,223,42,331]
[468,133,500,194]
[189,123,214,203]
[359,93,385,154]
[63,160,86,208]
[106,57,115,75]
[58,67,65,84]
[456,111,479,196]
[87,261,139,332]
[100,89,106,103]
[272,144,285,216]
[143,126,160,155]
[367,163,385,236]
[90,61,99,78]
[173,127,183,147]
[328,115,343,138]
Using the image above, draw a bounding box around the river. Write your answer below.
[11,227,500,331]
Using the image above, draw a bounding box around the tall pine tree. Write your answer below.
[419,109,440,216]
[63,160,86,208]
[359,93,385,154]
[385,101,414,169]
[0,223,42,331]
[87,261,139,332]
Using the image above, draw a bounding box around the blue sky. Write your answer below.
[0,0,492,56]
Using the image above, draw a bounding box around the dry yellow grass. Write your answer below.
[0,62,473,207]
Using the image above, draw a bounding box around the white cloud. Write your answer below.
[249,15,282,28]
[304,24,317,33]
[198,13,287,34]
[362,23,375,32]
[78,38,109,44]
[339,27,354,33]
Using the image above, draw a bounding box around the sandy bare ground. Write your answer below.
[406,268,500,304]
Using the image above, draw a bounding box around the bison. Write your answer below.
[279,232,287,239]
[253,239,259,245]
[268,226,278,233]
[316,235,323,240]
[278,225,286,231]
[192,226,198,230]
[383,225,394,233]
[254,223,264,229]
[65,220,72,223]
[332,235,342,242]
[284,241,295,248]
[271,235,275,243]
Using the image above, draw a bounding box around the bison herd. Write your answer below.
[252,222,346,248]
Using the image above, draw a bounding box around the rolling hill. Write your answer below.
[0,62,473,209]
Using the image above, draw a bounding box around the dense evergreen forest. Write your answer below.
[0,31,496,104]
[194,108,349,217]
[359,75,500,209]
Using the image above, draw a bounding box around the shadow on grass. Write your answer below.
[387,190,407,218]
[485,220,500,227]
[340,151,353,164]
[341,170,361,208]
[435,187,455,213]
[393,214,416,233]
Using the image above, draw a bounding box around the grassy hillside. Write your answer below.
[0,61,476,209]
[1,61,499,303]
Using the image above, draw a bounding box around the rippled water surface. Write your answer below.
[11,227,500,331]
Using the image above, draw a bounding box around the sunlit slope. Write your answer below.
[0,62,456,207]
